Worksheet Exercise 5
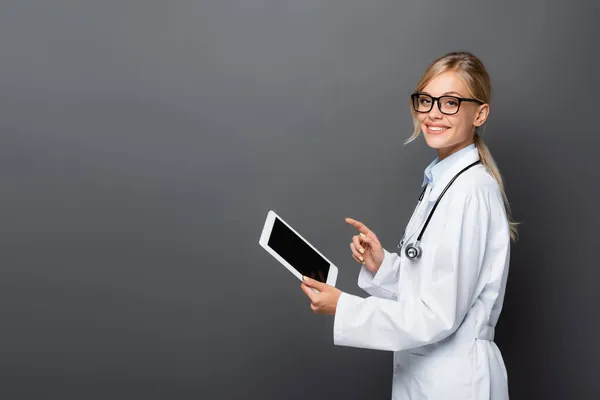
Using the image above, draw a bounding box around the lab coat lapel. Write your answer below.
[401,184,433,245]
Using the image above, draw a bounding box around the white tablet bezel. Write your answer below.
[259,210,338,287]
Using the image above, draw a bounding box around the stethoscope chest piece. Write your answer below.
[404,241,422,260]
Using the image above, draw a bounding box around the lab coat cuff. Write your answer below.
[357,249,396,287]
[333,292,363,346]
[357,265,375,288]
[372,249,398,286]
[356,249,399,299]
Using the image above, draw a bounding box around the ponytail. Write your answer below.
[474,133,519,241]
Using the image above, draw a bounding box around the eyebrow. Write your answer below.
[421,91,464,96]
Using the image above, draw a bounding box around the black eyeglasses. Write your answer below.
[411,93,483,115]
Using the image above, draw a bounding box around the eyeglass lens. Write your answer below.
[413,95,460,114]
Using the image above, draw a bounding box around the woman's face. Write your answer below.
[416,71,489,159]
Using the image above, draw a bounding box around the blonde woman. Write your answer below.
[301,51,515,399]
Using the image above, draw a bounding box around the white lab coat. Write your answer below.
[334,147,510,399]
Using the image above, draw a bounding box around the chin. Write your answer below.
[423,133,452,149]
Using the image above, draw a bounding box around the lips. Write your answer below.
[424,124,450,135]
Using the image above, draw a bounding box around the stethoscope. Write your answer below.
[397,160,481,260]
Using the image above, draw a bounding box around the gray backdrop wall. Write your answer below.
[1,1,599,399]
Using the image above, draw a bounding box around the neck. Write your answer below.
[437,140,474,161]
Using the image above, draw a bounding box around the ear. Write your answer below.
[473,104,489,127]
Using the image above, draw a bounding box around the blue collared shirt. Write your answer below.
[422,143,476,188]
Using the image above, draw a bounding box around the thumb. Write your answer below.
[302,276,327,290]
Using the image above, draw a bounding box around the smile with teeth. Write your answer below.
[426,125,449,133]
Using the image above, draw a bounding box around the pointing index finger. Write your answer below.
[345,217,371,236]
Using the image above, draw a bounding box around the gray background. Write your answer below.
[1,1,599,399]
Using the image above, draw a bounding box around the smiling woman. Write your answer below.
[301,51,515,400]
[407,54,518,241]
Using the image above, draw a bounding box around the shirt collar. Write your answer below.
[422,143,476,188]
[427,144,481,202]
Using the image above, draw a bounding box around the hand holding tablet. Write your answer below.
[299,275,342,315]
[259,210,338,287]
[259,210,351,314]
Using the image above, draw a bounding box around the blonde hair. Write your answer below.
[406,51,519,241]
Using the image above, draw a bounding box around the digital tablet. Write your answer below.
[259,210,338,286]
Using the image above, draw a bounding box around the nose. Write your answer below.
[428,99,443,119]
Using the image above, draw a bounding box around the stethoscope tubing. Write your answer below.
[398,160,481,259]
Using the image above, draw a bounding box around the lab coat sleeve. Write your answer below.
[356,249,400,300]
[333,188,492,351]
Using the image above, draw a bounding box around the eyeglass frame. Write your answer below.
[410,93,484,115]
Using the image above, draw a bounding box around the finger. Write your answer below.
[318,270,325,282]
[345,217,372,236]
[352,235,367,255]
[310,303,318,313]
[350,243,364,264]
[302,276,327,291]
[311,270,324,283]
[350,242,365,263]
[300,283,318,302]
[351,252,365,264]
